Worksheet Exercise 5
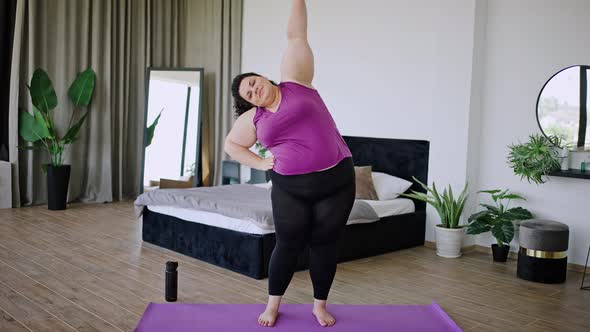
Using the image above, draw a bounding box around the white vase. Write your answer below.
[435,225,465,258]
[557,147,569,170]
[559,156,569,171]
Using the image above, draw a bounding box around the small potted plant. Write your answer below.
[250,141,270,183]
[507,134,561,184]
[255,141,268,158]
[184,162,196,184]
[466,189,533,262]
[19,68,96,210]
[401,177,469,258]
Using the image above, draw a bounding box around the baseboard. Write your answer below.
[423,241,587,273]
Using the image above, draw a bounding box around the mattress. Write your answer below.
[146,198,415,235]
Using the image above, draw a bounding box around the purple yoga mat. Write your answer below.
[135,302,462,332]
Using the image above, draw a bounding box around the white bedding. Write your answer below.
[146,198,415,235]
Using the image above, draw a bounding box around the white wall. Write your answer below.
[242,0,590,265]
[242,0,479,243]
[477,0,590,265]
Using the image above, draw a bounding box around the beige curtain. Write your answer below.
[8,0,24,207]
[9,0,241,206]
[183,0,242,186]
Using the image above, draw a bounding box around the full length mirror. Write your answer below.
[141,68,203,193]
[537,65,590,150]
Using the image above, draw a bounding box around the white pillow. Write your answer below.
[371,172,412,200]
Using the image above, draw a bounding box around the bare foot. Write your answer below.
[312,307,336,327]
[258,308,279,327]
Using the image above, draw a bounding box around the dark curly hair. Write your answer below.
[231,72,277,118]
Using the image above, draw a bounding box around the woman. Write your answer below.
[224,0,355,327]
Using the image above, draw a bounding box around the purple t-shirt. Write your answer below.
[253,81,352,175]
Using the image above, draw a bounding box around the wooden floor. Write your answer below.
[0,202,588,332]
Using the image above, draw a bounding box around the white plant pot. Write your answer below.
[435,225,465,258]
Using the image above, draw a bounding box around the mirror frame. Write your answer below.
[139,67,204,194]
[536,64,590,150]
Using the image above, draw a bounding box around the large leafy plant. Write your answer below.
[466,189,533,247]
[401,176,469,229]
[507,134,560,184]
[19,68,96,168]
[146,109,164,147]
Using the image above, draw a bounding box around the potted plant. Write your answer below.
[250,141,270,183]
[401,176,469,258]
[255,141,268,158]
[18,68,96,210]
[507,134,561,184]
[184,162,197,185]
[466,189,533,262]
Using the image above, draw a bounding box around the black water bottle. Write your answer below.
[165,261,178,302]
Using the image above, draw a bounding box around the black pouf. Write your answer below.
[517,220,569,284]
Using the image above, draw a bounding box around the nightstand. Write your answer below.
[249,168,270,184]
[221,160,270,185]
[222,160,241,185]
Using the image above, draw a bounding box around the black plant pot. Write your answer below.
[491,244,510,262]
[47,165,71,210]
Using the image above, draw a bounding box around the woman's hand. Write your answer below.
[257,156,275,171]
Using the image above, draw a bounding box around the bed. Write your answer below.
[139,136,430,279]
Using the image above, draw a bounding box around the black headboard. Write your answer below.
[343,136,430,211]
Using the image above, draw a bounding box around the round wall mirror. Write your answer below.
[536,65,590,150]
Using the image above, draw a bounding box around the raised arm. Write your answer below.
[280,0,314,86]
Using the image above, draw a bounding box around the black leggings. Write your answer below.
[267,157,355,300]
